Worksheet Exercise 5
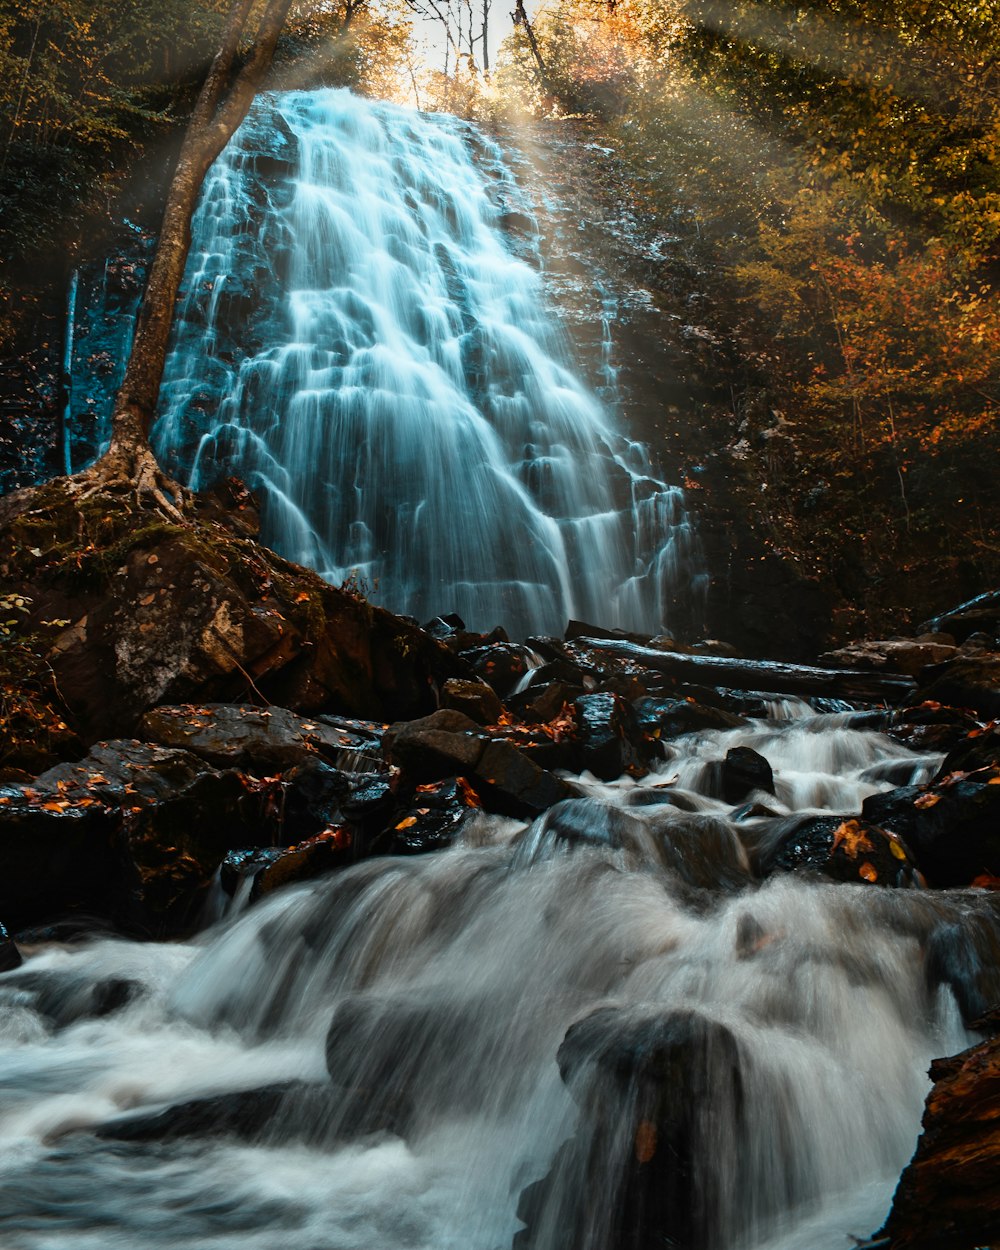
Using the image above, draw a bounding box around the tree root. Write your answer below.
[70,439,191,524]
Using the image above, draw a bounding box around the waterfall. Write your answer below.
[1,713,997,1249]
[149,89,703,637]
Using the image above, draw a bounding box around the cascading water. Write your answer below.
[2,710,998,1250]
[147,89,703,637]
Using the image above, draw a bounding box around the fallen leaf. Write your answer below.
[914,793,941,809]
[634,1120,658,1164]
[859,862,878,882]
[395,816,418,829]
[831,819,874,858]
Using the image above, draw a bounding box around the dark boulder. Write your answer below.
[473,740,573,818]
[439,677,502,725]
[720,746,774,804]
[384,709,485,778]
[573,693,649,781]
[881,1030,1000,1250]
[388,777,481,854]
[886,702,983,754]
[5,738,293,933]
[96,1081,341,1144]
[0,787,138,932]
[932,722,1000,781]
[249,827,355,900]
[756,814,920,888]
[0,477,463,745]
[917,656,1000,720]
[819,639,958,676]
[633,696,748,740]
[459,642,537,697]
[862,768,1000,888]
[515,1006,745,1250]
[138,703,379,774]
[385,710,572,818]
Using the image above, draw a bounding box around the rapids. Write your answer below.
[146,89,703,636]
[1,707,997,1250]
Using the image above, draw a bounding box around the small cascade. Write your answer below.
[147,89,704,637]
[1,713,999,1250]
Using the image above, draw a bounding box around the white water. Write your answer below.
[2,712,998,1250]
[150,89,703,636]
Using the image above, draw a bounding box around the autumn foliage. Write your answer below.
[501,0,1000,628]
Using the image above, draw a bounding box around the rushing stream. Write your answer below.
[2,708,997,1250]
[140,89,703,637]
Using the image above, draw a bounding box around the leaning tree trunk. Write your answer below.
[80,0,293,518]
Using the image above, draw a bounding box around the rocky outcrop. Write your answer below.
[0,477,463,749]
[883,1028,1000,1250]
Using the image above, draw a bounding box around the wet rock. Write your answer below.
[917,655,1000,719]
[139,704,375,774]
[388,777,480,854]
[923,922,997,1026]
[720,746,774,804]
[932,722,1000,780]
[516,1006,745,1250]
[0,921,22,972]
[4,969,145,1028]
[886,703,982,754]
[820,639,958,676]
[473,739,573,818]
[862,767,1000,888]
[459,642,535,697]
[386,710,573,818]
[756,814,920,888]
[13,738,303,931]
[573,693,649,780]
[250,827,355,900]
[96,1081,331,1143]
[633,696,748,739]
[339,772,396,838]
[0,788,138,931]
[882,1030,1000,1250]
[220,847,286,897]
[439,677,502,725]
[507,680,577,725]
[0,477,462,744]
[648,812,753,892]
[384,709,485,778]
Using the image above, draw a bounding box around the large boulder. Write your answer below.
[0,738,296,934]
[385,709,572,818]
[755,814,921,888]
[862,767,1000,888]
[0,478,462,745]
[917,656,1000,720]
[138,703,381,774]
[882,1029,1000,1249]
[515,1006,745,1250]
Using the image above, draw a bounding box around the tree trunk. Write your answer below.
[85,0,293,512]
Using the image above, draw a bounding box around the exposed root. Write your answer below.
[70,439,191,524]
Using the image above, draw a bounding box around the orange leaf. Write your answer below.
[831,819,874,858]
[914,792,941,809]
[395,816,418,830]
[634,1120,658,1164]
[859,862,878,882]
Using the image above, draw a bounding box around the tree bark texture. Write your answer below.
[110,0,293,459]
